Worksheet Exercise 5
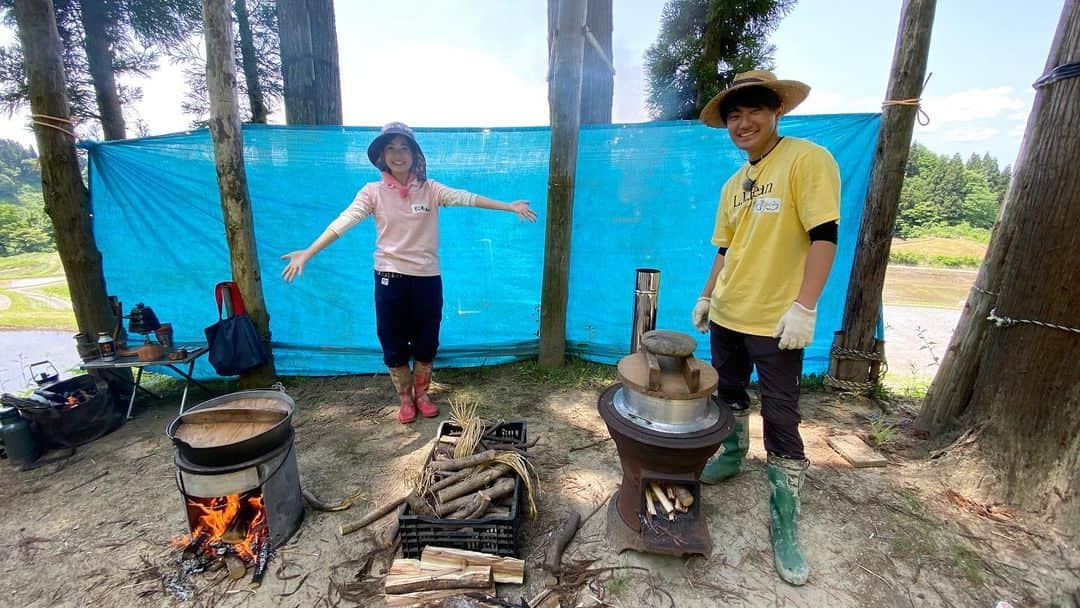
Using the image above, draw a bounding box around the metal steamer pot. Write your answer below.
[166,389,295,466]
[614,330,721,434]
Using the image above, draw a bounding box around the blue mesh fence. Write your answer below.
[84,114,880,378]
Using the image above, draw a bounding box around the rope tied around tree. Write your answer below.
[830,345,887,362]
[987,308,1080,335]
[1033,62,1080,89]
[823,374,874,394]
[30,113,77,139]
[881,72,932,126]
[824,344,888,395]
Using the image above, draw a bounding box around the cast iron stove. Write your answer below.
[598,330,732,556]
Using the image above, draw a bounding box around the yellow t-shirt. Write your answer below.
[709,137,841,336]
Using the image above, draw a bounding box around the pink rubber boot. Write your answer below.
[412,361,439,418]
[389,365,416,423]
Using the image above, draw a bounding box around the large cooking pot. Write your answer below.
[166,389,294,466]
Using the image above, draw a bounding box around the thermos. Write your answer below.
[98,331,116,361]
[0,406,41,467]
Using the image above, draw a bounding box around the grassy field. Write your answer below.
[0,251,64,279]
[40,283,71,299]
[0,251,76,330]
[889,237,986,268]
[891,237,987,258]
[884,264,975,308]
[0,288,76,330]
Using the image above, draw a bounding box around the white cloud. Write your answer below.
[787,90,881,115]
[921,86,1026,126]
[940,127,1000,143]
[1007,110,1030,121]
[1007,123,1027,138]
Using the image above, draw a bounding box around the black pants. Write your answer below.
[709,322,805,460]
[374,271,443,368]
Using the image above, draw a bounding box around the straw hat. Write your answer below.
[700,70,810,127]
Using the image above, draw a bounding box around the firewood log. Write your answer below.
[649,482,675,515]
[435,464,512,504]
[420,547,525,584]
[673,485,694,508]
[383,564,491,594]
[435,478,515,517]
[427,450,502,472]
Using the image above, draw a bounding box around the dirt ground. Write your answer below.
[1,361,1077,608]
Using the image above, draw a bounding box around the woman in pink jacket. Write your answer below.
[282,122,536,423]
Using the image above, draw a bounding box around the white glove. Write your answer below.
[773,301,816,350]
[691,297,711,333]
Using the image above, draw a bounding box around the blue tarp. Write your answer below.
[85,115,880,378]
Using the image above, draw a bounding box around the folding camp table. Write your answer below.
[82,345,212,419]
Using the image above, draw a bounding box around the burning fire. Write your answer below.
[172,490,268,564]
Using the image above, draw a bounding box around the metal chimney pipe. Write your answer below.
[630,268,660,353]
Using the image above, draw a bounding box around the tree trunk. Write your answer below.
[830,0,936,391]
[14,0,114,337]
[306,0,341,125]
[235,0,267,123]
[78,0,125,140]
[920,1,1080,528]
[538,0,586,368]
[203,0,276,385]
[276,0,341,125]
[580,0,612,124]
[548,0,613,124]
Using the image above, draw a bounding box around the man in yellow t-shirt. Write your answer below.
[691,70,840,586]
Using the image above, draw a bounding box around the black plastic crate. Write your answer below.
[399,420,526,558]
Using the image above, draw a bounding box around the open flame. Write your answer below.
[172,490,268,563]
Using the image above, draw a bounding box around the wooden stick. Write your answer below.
[649,482,675,515]
[427,466,478,494]
[644,489,657,517]
[427,450,501,472]
[435,464,512,504]
[435,478,514,518]
[340,495,407,536]
[543,511,581,576]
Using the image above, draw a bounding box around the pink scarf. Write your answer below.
[381,171,415,199]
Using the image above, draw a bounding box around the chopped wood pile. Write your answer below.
[382,546,524,607]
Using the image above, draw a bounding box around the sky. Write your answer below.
[0,0,1064,167]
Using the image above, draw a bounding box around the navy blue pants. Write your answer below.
[374,271,443,368]
[709,322,805,460]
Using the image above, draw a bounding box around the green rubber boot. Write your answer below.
[700,407,749,484]
[767,454,810,586]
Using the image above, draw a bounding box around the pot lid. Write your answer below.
[617,330,718,399]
